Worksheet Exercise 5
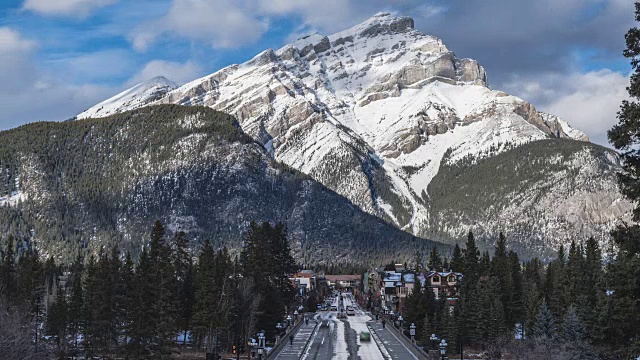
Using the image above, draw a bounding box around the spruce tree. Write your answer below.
[148,220,178,357]
[67,252,84,352]
[192,240,216,349]
[562,305,585,342]
[128,248,159,358]
[508,251,524,327]
[1,236,17,305]
[450,243,464,273]
[532,300,556,339]
[173,231,194,347]
[413,250,423,272]
[117,251,135,355]
[46,283,68,349]
[428,246,442,271]
[609,2,640,221]
[462,231,480,281]
[608,8,640,351]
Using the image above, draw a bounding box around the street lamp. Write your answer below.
[409,323,416,343]
[439,339,448,360]
[430,333,439,350]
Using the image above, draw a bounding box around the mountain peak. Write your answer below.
[331,12,415,40]
[77,76,177,119]
[143,76,178,88]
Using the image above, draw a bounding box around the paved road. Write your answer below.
[275,321,318,360]
[273,292,423,360]
[303,319,334,360]
[368,321,420,360]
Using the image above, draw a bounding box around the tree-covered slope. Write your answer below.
[426,139,632,259]
[0,105,445,264]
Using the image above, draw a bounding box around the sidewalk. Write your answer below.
[273,321,317,360]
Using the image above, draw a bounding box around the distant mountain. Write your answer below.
[76,13,631,257]
[76,76,177,119]
[0,105,445,264]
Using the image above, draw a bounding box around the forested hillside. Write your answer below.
[0,105,446,265]
[427,139,628,259]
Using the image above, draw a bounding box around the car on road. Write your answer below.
[359,331,370,342]
[337,311,347,319]
[346,307,355,316]
[330,306,337,311]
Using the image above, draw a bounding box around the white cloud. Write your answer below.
[0,27,38,94]
[127,60,203,86]
[47,49,134,84]
[131,0,268,51]
[0,27,116,129]
[22,0,118,17]
[504,69,630,147]
[0,27,36,52]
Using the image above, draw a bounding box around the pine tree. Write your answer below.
[46,283,68,349]
[532,300,556,339]
[1,236,17,305]
[403,274,429,335]
[562,305,585,342]
[240,221,298,339]
[413,250,423,272]
[129,249,156,358]
[428,246,442,271]
[479,251,491,276]
[420,310,434,345]
[463,231,480,281]
[450,244,464,273]
[174,233,194,347]
[608,8,640,351]
[609,2,640,221]
[508,251,524,327]
[117,251,135,355]
[147,220,178,357]
[67,252,84,352]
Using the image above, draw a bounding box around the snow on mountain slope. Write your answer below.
[540,112,590,141]
[77,76,177,119]
[78,13,631,253]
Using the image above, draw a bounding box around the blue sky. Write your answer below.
[0,0,635,146]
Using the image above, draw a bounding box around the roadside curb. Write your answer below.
[367,322,391,360]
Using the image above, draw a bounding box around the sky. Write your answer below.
[0,0,635,146]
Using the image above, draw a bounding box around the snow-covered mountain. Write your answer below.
[78,13,631,256]
[77,76,177,119]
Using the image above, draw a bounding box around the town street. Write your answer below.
[274,293,423,360]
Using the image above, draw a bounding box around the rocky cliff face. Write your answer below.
[76,13,631,256]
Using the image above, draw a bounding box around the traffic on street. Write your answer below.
[274,291,423,360]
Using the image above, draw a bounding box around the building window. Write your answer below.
[432,276,440,282]
[449,276,456,282]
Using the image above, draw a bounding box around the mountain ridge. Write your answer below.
[0,105,446,264]
[74,13,631,256]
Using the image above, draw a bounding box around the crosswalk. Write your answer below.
[274,322,318,360]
